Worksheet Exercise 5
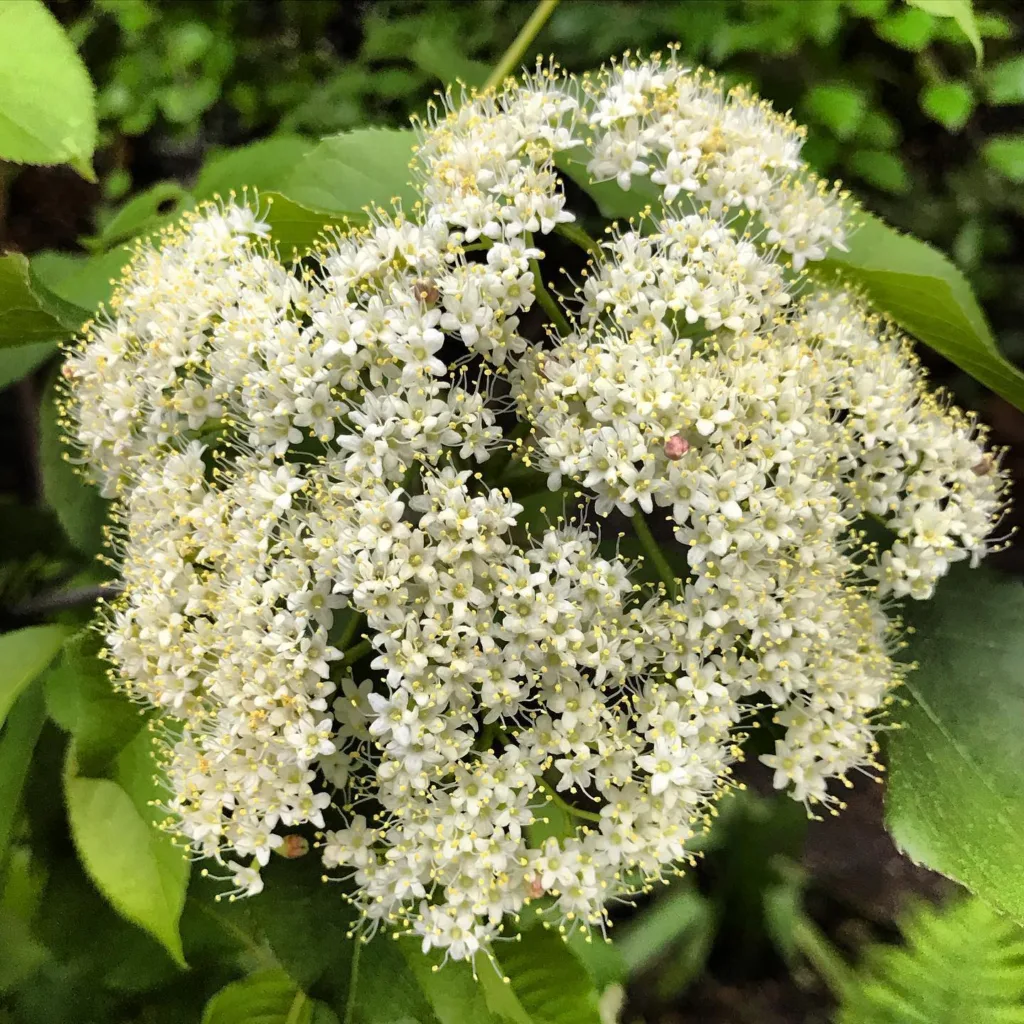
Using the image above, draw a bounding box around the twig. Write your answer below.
[484,0,560,92]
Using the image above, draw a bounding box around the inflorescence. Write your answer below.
[61,51,1008,965]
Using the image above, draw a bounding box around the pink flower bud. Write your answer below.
[278,834,309,859]
[664,435,690,461]
[527,876,544,899]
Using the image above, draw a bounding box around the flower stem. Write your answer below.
[536,775,603,824]
[555,221,602,257]
[630,512,678,594]
[340,638,372,667]
[343,938,362,1024]
[530,256,571,336]
[484,0,560,92]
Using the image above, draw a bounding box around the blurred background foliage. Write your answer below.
[55,0,1024,351]
[2,2,1024,1023]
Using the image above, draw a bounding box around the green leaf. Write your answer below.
[88,182,193,251]
[65,730,190,965]
[848,149,912,193]
[804,83,868,141]
[278,128,419,220]
[985,55,1024,105]
[0,340,57,390]
[493,927,603,1024]
[409,35,490,90]
[400,942,498,1024]
[875,7,936,51]
[983,134,1024,184]
[0,624,72,730]
[0,253,82,348]
[0,0,97,178]
[44,630,146,774]
[193,135,314,202]
[202,969,337,1024]
[39,371,109,557]
[0,684,47,865]
[815,211,1024,411]
[885,565,1024,923]
[262,194,347,259]
[920,81,975,132]
[33,246,133,313]
[349,937,440,1024]
[907,0,983,63]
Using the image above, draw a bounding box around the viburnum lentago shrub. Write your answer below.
[60,52,1008,966]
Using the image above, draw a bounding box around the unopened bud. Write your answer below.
[277,834,309,859]
[413,278,439,305]
[972,455,993,476]
[61,362,77,380]
[664,435,690,461]
[527,876,544,899]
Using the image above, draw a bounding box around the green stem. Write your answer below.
[285,990,309,1024]
[340,638,372,667]
[630,512,677,593]
[555,221,602,257]
[343,938,362,1024]
[531,256,571,336]
[484,0,560,91]
[336,612,364,652]
[536,775,602,824]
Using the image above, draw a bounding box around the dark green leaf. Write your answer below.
[0,624,72,729]
[39,372,109,557]
[493,927,603,1024]
[349,937,439,1024]
[65,730,190,965]
[0,0,97,178]
[400,941,495,1024]
[278,128,419,220]
[815,211,1024,411]
[886,565,1024,923]
[262,193,348,259]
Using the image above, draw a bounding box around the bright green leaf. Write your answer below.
[0,0,97,177]
[65,731,190,965]
[409,35,490,90]
[848,149,912,193]
[857,110,901,149]
[0,340,57,390]
[875,7,936,51]
[982,134,1024,184]
[986,55,1024,105]
[804,83,868,141]
[0,253,83,348]
[33,246,133,313]
[278,128,419,220]
[920,81,975,132]
[202,969,336,1024]
[494,927,603,1024]
[815,211,1024,410]
[0,624,72,730]
[193,135,313,202]
[907,0,983,63]
[886,565,1024,923]
[0,684,47,865]
[39,372,109,557]
[44,630,145,774]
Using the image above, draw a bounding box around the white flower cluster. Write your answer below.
[62,52,1007,966]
